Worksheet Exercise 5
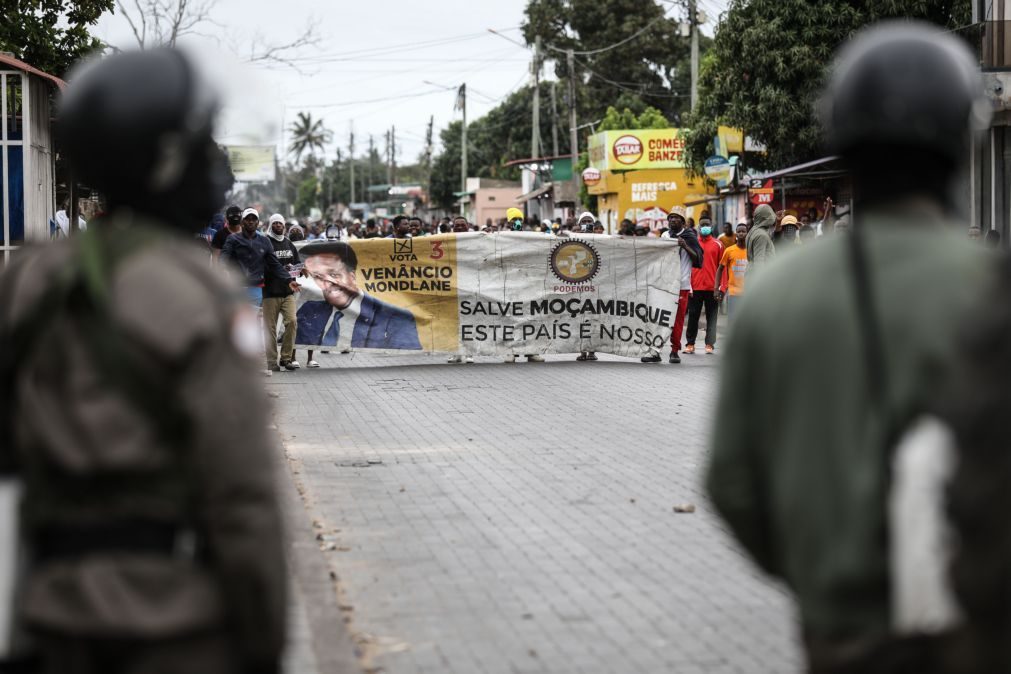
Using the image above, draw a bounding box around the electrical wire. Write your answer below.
[575,56,685,99]
[296,26,521,63]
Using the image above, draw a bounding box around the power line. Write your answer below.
[548,10,674,56]
[575,56,685,99]
[297,26,522,64]
[488,7,676,58]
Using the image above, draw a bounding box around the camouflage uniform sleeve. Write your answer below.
[704,300,778,576]
[179,302,287,669]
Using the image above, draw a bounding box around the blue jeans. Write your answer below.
[246,286,263,308]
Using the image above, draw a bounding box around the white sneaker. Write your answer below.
[263,369,273,377]
[340,348,350,354]
[288,360,301,369]
[503,354,517,363]
[526,355,544,362]
[448,355,462,363]
[307,360,320,368]
[465,356,474,363]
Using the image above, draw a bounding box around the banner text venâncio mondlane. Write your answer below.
[362,265,453,293]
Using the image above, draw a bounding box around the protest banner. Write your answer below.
[293,233,682,358]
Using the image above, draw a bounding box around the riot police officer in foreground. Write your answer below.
[0,49,286,673]
[706,22,993,674]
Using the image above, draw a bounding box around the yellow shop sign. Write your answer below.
[588,129,687,171]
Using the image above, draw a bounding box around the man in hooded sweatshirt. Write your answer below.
[263,213,302,371]
[746,203,777,274]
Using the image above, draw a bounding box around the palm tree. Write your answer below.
[288,112,332,165]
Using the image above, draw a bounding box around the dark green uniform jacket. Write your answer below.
[707,210,993,642]
[0,215,286,670]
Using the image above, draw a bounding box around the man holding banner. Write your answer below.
[651,207,701,364]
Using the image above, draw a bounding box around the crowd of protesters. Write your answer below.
[202,197,920,371]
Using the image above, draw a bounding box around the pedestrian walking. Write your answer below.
[388,215,411,239]
[644,207,701,364]
[0,47,286,674]
[263,214,302,371]
[746,203,777,274]
[717,222,736,250]
[777,214,800,245]
[706,22,994,674]
[220,208,294,311]
[683,218,723,354]
[714,223,748,317]
[211,204,242,260]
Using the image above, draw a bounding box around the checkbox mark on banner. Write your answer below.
[394,239,413,254]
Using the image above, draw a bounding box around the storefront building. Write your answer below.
[585,128,709,232]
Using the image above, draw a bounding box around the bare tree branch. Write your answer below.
[243,19,321,75]
[117,0,149,48]
[113,0,319,72]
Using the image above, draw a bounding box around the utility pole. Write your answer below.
[459,83,467,215]
[391,125,397,185]
[550,81,560,157]
[531,35,542,162]
[368,134,375,205]
[567,49,579,212]
[385,129,392,185]
[335,147,343,208]
[425,115,434,196]
[689,0,699,111]
[348,123,356,205]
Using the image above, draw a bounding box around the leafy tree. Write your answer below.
[429,83,573,210]
[288,111,332,166]
[599,105,669,131]
[682,0,971,173]
[0,0,113,76]
[294,175,319,217]
[522,0,707,126]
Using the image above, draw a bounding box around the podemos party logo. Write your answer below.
[550,240,600,284]
[612,134,644,165]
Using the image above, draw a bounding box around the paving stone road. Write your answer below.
[271,348,801,674]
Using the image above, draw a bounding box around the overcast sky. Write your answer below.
[95,0,727,168]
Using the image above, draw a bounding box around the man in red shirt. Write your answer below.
[684,217,724,354]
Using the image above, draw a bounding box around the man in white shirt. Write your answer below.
[647,206,701,364]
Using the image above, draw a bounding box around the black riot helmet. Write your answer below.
[822,22,990,206]
[57,48,233,229]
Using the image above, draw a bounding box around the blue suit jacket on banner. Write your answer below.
[296,295,422,350]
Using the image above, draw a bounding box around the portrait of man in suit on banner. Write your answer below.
[296,241,422,350]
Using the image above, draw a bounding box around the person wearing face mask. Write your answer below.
[506,208,525,232]
[211,204,242,260]
[683,217,723,355]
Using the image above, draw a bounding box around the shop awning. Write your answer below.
[750,156,843,181]
[684,195,722,208]
[515,182,554,203]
